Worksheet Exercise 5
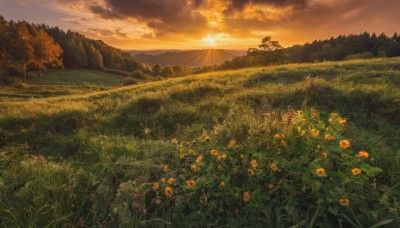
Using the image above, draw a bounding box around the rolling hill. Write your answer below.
[0,58,399,227]
[133,49,246,67]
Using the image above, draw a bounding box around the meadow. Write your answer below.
[0,58,399,227]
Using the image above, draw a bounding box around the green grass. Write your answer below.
[30,69,126,86]
[0,58,399,227]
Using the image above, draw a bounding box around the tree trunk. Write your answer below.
[38,71,41,77]
[23,63,27,83]
[0,73,4,88]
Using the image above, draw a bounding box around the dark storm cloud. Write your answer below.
[229,0,308,10]
[86,0,208,36]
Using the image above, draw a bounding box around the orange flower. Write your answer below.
[189,149,196,155]
[152,182,159,190]
[228,139,237,147]
[240,154,245,159]
[178,143,183,149]
[155,198,162,205]
[243,192,251,202]
[247,169,255,176]
[340,198,349,206]
[339,140,350,149]
[300,130,306,136]
[171,138,178,144]
[311,129,320,137]
[267,183,274,189]
[358,150,369,158]
[220,181,225,187]
[187,180,196,187]
[328,117,334,123]
[163,165,169,173]
[311,111,318,118]
[352,168,362,176]
[331,112,339,117]
[324,134,334,141]
[218,154,227,160]
[316,167,326,177]
[339,119,347,125]
[274,134,285,139]
[179,154,185,159]
[321,152,328,158]
[167,177,175,185]
[191,164,198,171]
[196,155,203,162]
[161,178,165,183]
[270,163,278,171]
[165,187,173,197]
[251,159,258,169]
[211,149,218,156]
[280,140,287,146]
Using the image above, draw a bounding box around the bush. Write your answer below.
[123,78,139,86]
[147,109,391,226]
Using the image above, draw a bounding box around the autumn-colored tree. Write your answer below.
[31,28,63,77]
[10,21,34,82]
[0,16,10,87]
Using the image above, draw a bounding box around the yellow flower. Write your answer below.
[228,139,237,147]
[251,159,258,169]
[352,168,362,176]
[321,152,328,158]
[340,198,349,206]
[155,198,162,205]
[240,154,245,159]
[267,183,274,189]
[211,149,218,156]
[270,163,278,171]
[191,164,198,171]
[179,154,185,159]
[161,178,165,183]
[339,119,347,125]
[311,111,318,118]
[196,155,203,163]
[339,140,350,149]
[187,180,196,187]
[189,149,196,155]
[247,169,255,176]
[324,134,334,141]
[328,117,334,123]
[171,138,178,144]
[243,192,251,202]
[163,165,169,173]
[274,134,285,139]
[358,150,369,158]
[311,129,320,137]
[316,167,326,177]
[300,130,306,136]
[331,112,339,117]
[165,187,173,197]
[167,177,175,185]
[152,182,159,191]
[220,181,225,187]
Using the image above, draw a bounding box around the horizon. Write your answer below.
[1,0,399,50]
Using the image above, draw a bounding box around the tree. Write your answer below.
[87,44,104,70]
[172,65,184,77]
[64,39,87,67]
[31,28,63,76]
[152,64,162,76]
[259,36,283,51]
[161,65,175,77]
[0,16,11,87]
[10,22,34,82]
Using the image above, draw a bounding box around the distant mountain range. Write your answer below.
[130,49,246,67]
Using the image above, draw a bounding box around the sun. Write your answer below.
[202,34,216,46]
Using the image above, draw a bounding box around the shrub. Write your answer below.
[123,78,139,86]
[147,109,390,226]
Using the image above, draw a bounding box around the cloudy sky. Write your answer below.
[0,0,399,50]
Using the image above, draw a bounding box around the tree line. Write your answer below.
[0,15,193,86]
[221,32,400,69]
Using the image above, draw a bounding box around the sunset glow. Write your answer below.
[0,0,399,50]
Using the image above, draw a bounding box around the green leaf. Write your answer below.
[369,219,394,228]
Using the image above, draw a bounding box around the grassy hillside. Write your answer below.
[0,69,126,101]
[0,58,399,227]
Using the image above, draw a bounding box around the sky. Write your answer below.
[0,0,399,50]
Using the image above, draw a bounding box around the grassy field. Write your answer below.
[0,69,126,101]
[0,58,399,227]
